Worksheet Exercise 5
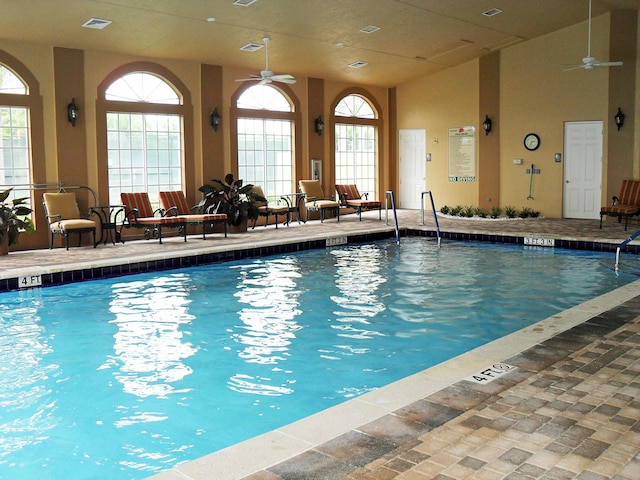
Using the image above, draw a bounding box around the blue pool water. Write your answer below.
[0,238,635,479]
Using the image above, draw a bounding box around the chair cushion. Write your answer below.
[159,191,191,216]
[299,180,326,200]
[53,219,96,231]
[616,180,640,206]
[601,205,640,215]
[344,199,381,208]
[335,185,361,206]
[43,192,81,221]
[305,199,339,209]
[121,192,155,219]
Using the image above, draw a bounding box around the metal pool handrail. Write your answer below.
[615,229,640,271]
[420,190,441,247]
[385,190,400,245]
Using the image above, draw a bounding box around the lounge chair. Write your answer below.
[249,185,290,229]
[159,190,227,238]
[599,179,640,231]
[120,192,186,243]
[335,184,381,221]
[298,180,340,222]
[43,192,97,249]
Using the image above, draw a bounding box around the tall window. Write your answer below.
[105,72,182,209]
[0,65,31,196]
[236,84,293,199]
[334,94,377,198]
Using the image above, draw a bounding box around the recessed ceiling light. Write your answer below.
[82,18,112,30]
[349,61,368,68]
[482,8,503,17]
[233,0,258,6]
[240,42,264,52]
[206,17,216,22]
[360,25,380,34]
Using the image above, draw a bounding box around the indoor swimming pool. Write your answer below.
[0,238,635,479]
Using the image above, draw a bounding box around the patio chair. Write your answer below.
[599,179,640,231]
[298,180,340,222]
[335,184,381,221]
[120,192,186,244]
[159,190,227,239]
[249,185,290,229]
[43,192,97,249]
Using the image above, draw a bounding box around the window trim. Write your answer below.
[230,82,302,190]
[95,62,194,207]
[330,88,383,196]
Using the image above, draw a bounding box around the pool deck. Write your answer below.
[2,210,639,480]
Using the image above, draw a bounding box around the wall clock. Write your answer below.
[524,133,540,151]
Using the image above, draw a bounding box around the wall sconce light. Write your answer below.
[482,115,492,135]
[314,115,325,136]
[614,107,625,131]
[209,108,222,131]
[67,98,79,127]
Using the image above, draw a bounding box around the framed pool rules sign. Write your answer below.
[448,126,476,182]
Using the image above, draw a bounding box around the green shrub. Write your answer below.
[449,205,463,216]
[440,205,450,215]
[489,206,502,218]
[504,206,517,218]
[519,207,533,218]
[462,205,475,217]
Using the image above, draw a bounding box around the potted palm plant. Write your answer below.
[196,173,266,230]
[0,188,34,255]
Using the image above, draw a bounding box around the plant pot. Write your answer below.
[229,219,249,233]
[0,232,8,256]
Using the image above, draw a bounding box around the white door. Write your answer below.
[399,129,426,209]
[563,121,602,219]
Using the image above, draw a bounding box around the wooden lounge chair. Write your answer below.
[249,185,289,229]
[335,184,381,221]
[298,180,340,222]
[120,192,186,244]
[159,190,227,239]
[43,192,97,249]
[599,179,640,231]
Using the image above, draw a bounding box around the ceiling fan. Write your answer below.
[564,0,623,71]
[236,36,296,85]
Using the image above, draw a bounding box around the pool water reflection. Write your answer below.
[0,239,634,479]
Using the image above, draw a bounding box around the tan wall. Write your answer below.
[396,12,638,218]
[396,60,480,208]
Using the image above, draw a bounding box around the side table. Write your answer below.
[91,205,125,245]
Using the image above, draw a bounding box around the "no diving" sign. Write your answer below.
[465,363,517,384]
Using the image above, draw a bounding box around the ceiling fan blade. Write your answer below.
[270,74,297,84]
[593,61,623,67]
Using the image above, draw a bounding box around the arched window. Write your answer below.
[104,71,183,209]
[333,93,378,199]
[0,64,31,192]
[235,84,294,199]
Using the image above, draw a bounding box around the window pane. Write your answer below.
[0,106,32,198]
[107,111,183,209]
[0,65,27,94]
[105,72,180,104]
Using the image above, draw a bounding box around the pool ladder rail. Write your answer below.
[615,228,640,271]
[420,190,442,247]
[385,191,400,244]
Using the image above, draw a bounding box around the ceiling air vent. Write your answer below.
[359,25,380,34]
[482,8,503,17]
[348,61,368,68]
[82,18,112,29]
[233,0,258,6]
[240,42,264,52]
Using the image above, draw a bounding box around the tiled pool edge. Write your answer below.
[1,228,637,292]
[148,281,640,480]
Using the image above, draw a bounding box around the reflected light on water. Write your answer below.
[0,295,58,456]
[104,275,197,399]
[229,258,302,396]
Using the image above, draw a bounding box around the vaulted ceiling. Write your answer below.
[1,0,639,87]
